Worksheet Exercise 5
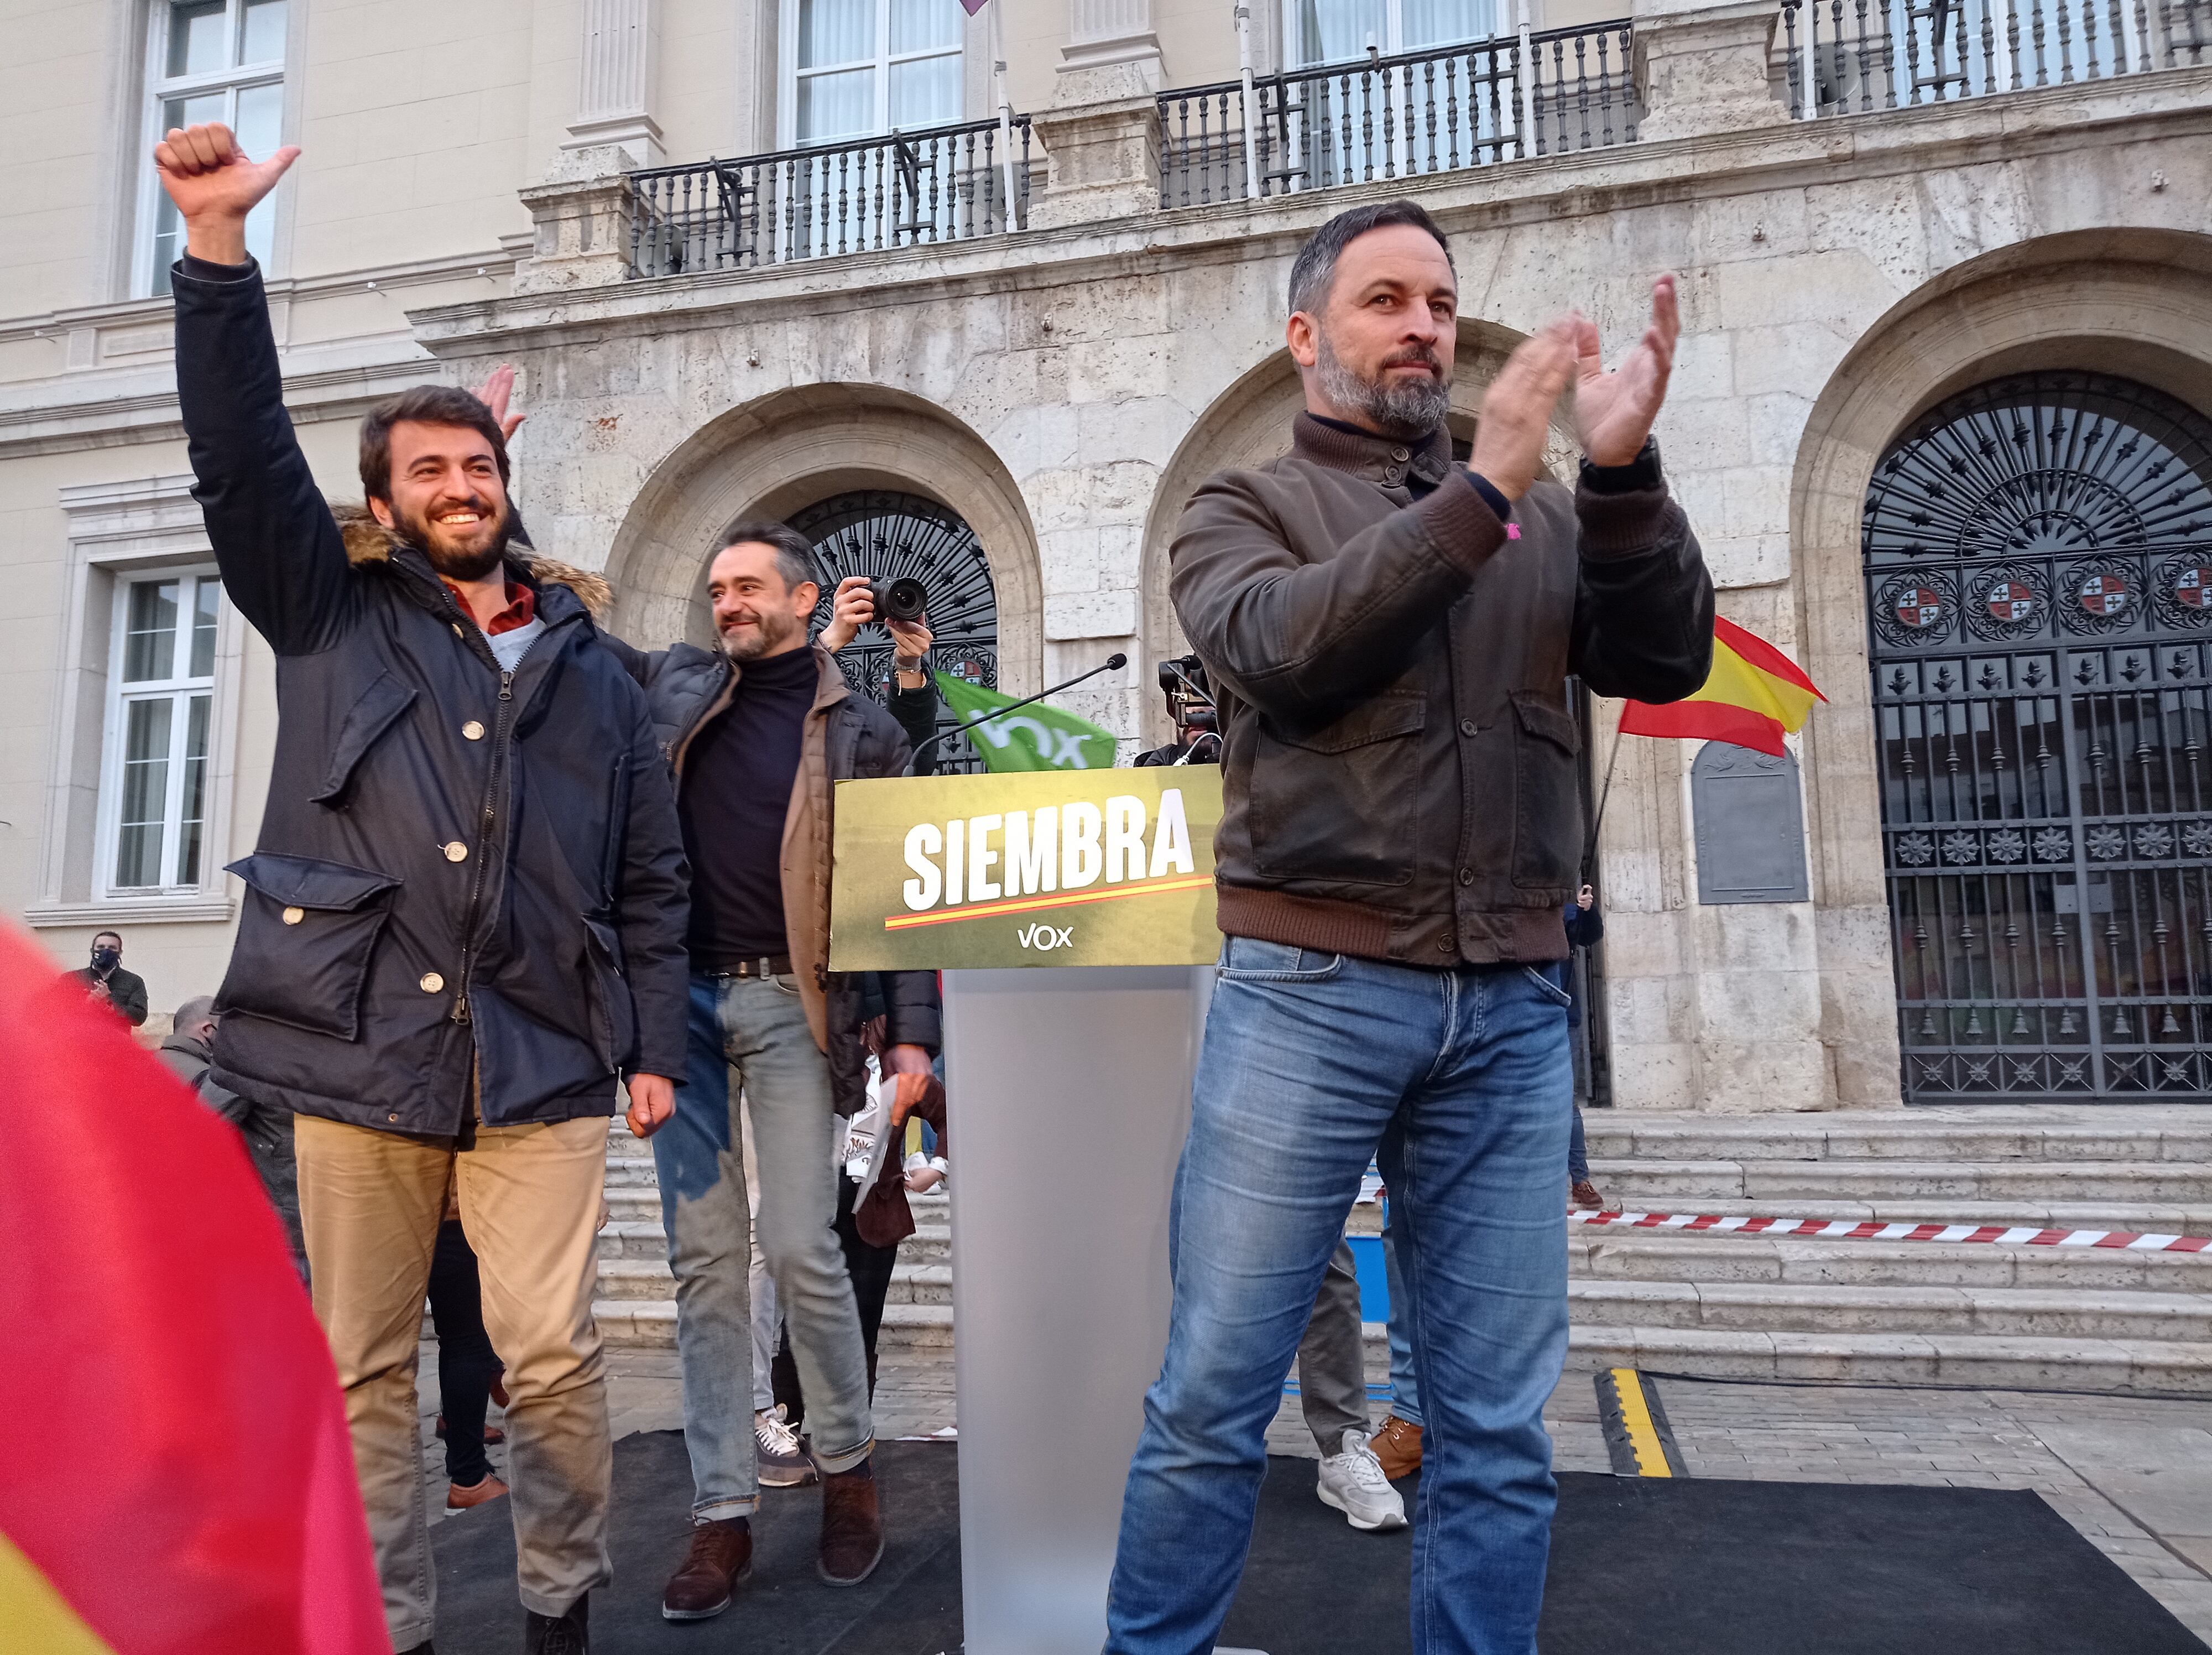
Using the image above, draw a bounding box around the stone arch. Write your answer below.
[1787,227,2212,1102]
[1136,318,1575,738]
[602,383,1045,695]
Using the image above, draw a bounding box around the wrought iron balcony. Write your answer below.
[1781,0,2208,116]
[1156,23,1638,210]
[625,116,1033,279]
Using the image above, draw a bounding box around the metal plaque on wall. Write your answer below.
[1693,742,1809,904]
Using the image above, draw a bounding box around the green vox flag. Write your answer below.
[932,672,1119,772]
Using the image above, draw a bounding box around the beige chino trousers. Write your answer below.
[295,1112,613,1647]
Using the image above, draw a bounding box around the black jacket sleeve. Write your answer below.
[1568,477,1717,704]
[889,682,939,775]
[612,694,692,1078]
[113,970,149,1028]
[172,258,358,657]
[1564,906,1605,949]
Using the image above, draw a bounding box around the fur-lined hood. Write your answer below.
[330,502,613,621]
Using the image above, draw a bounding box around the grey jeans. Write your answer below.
[1297,1239,1371,1456]
[655,971,875,1519]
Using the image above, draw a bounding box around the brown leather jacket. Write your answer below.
[1168,415,1714,967]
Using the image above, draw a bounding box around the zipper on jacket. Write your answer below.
[451,668,517,1027]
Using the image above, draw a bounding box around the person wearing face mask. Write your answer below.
[156,121,691,1655]
[71,932,148,1027]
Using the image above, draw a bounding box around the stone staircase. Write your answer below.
[594,1107,2212,1396]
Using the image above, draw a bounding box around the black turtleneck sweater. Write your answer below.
[679,645,818,967]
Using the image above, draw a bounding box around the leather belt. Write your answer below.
[708,955,794,980]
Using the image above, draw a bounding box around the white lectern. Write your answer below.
[827,768,1239,1654]
[943,965,1213,1654]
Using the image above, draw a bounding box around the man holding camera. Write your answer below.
[596,528,940,1621]
[1104,201,1713,1655]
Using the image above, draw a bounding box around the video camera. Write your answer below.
[1131,653,1222,767]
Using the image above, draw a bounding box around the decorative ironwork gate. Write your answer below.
[788,490,999,774]
[1866,371,2212,1100]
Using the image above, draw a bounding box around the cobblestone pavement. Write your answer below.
[416,1339,2212,1644]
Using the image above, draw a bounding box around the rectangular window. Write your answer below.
[141,0,289,296]
[103,573,223,894]
[793,0,964,145]
[1292,0,1496,64]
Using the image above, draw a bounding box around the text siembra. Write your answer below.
[901,788,1196,912]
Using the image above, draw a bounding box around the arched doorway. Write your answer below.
[789,489,1000,773]
[1866,369,2212,1099]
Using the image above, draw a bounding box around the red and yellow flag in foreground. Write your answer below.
[0,923,388,1654]
[1615,615,1825,757]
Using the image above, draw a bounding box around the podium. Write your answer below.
[832,768,1225,1653]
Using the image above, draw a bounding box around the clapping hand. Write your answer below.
[1571,275,1679,467]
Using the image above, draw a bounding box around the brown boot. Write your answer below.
[445,1472,509,1512]
[818,1462,884,1586]
[1369,1414,1423,1480]
[1569,1179,1607,1211]
[661,1518,753,1622]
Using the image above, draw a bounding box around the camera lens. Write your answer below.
[871,577,929,623]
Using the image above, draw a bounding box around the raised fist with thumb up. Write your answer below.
[152,122,300,267]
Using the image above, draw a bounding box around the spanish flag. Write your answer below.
[0,923,388,1654]
[1615,615,1825,757]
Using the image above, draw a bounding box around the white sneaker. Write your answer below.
[1316,1430,1407,1531]
[754,1405,817,1488]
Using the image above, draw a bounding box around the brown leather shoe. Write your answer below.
[1369,1413,1423,1481]
[1569,1179,1607,1211]
[818,1463,884,1586]
[445,1472,508,1512]
[661,1518,753,1621]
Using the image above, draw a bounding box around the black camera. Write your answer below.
[1133,653,1222,766]
[868,576,930,625]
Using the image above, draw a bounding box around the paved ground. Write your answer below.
[416,1339,2212,1644]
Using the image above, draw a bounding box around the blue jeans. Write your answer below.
[655,972,875,1520]
[1105,939,1573,1655]
[1382,1201,1423,1430]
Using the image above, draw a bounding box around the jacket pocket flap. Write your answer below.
[310,672,418,804]
[1510,690,1581,754]
[1272,694,1426,755]
[226,852,400,912]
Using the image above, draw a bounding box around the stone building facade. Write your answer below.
[6,0,2210,1112]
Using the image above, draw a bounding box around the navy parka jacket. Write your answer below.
[175,258,690,1136]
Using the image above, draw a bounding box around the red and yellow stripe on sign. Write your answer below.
[885,873,1214,931]
[1615,615,1825,757]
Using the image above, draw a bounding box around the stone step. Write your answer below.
[1580,1108,2212,1164]
[1571,1231,2212,1290]
[1561,1326,2212,1396]
[1592,1158,2212,1206]
[1566,1279,2212,1342]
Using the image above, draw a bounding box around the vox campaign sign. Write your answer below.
[829,767,1224,970]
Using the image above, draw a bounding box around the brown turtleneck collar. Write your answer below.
[1290,413,1457,493]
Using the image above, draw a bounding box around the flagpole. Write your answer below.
[1234,1,1261,201]
[1582,720,1624,883]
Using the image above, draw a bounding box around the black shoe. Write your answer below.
[524,1595,588,1654]
[398,1645,435,1655]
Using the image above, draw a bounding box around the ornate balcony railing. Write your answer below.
[1156,23,1637,210]
[625,116,1032,279]
[1781,0,2208,116]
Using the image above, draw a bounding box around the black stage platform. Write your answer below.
[429,1433,2209,1653]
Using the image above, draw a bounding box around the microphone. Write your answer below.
[907,653,1128,776]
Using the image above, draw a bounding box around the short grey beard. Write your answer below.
[1314,331,1452,440]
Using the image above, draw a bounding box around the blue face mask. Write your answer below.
[92,945,119,971]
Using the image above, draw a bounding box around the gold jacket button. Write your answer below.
[462,720,486,741]
[444,841,469,862]
[420,972,445,994]
[281,905,305,925]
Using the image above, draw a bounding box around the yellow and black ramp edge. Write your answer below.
[1595,1368,1688,1478]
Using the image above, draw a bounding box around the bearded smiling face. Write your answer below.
[1315,328,1452,440]
[372,420,515,583]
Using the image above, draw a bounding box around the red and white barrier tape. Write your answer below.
[1569,1209,2210,1253]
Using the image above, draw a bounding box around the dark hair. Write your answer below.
[359,385,512,504]
[713,519,820,594]
[1287,200,1455,318]
[92,930,122,948]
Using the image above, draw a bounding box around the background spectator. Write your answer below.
[160,996,305,1280]
[72,931,147,1027]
